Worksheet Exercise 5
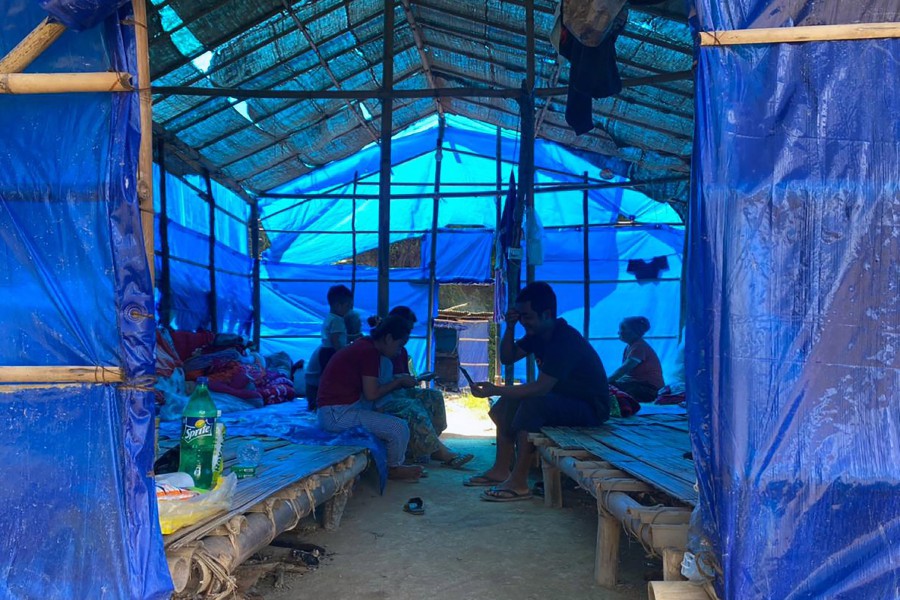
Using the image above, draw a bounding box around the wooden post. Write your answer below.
[351,171,359,296]
[662,548,686,581]
[595,507,621,587]
[251,201,261,348]
[158,139,172,328]
[0,18,67,73]
[522,0,537,383]
[425,117,445,372]
[132,0,154,286]
[541,456,563,509]
[376,0,394,317]
[582,171,590,338]
[204,170,218,332]
[322,489,351,531]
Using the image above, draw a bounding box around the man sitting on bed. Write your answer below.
[468,281,609,502]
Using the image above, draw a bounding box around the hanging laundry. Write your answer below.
[562,0,629,47]
[557,3,628,135]
[626,255,670,280]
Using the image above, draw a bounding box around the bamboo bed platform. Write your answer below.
[531,413,698,590]
[158,435,368,598]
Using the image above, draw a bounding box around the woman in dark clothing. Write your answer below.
[608,316,664,403]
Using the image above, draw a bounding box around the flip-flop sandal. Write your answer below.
[442,453,475,469]
[463,475,505,487]
[480,488,533,503]
[403,497,425,515]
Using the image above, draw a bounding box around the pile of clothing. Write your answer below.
[155,328,296,421]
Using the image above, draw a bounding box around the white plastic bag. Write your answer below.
[157,473,237,535]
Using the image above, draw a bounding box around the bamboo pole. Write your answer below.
[132,0,155,285]
[0,18,67,73]
[426,118,445,372]
[376,0,394,317]
[251,200,261,349]
[700,22,900,46]
[0,72,131,94]
[0,366,125,384]
[496,126,509,386]
[582,172,590,338]
[522,0,537,383]
[204,170,218,332]
[351,170,359,296]
[158,139,172,328]
[176,454,366,596]
[152,70,693,102]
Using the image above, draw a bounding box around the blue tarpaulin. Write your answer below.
[152,166,253,336]
[259,115,685,380]
[0,1,171,598]
[688,1,900,598]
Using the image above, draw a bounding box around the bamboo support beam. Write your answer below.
[700,22,900,46]
[133,0,155,285]
[377,0,394,317]
[0,366,125,384]
[399,0,444,117]
[0,72,131,94]
[0,18,67,73]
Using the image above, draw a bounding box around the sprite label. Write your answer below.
[182,417,215,443]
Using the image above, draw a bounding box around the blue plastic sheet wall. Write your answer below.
[0,387,164,599]
[689,2,900,598]
[260,117,684,377]
[457,321,491,388]
[260,263,434,370]
[0,1,171,597]
[152,165,253,335]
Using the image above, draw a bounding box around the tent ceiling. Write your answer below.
[148,0,693,201]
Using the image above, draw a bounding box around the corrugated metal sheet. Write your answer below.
[149,0,693,203]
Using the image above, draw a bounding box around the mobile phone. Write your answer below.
[458,366,476,387]
[416,371,436,382]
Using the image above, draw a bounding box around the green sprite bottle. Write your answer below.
[179,377,218,490]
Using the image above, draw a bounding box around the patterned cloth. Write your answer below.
[377,388,448,461]
[374,356,448,461]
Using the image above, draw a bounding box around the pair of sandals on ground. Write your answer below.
[390,452,475,481]
[462,474,533,503]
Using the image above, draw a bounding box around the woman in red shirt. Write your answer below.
[317,316,423,481]
[608,316,665,403]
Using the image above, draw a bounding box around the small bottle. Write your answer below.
[179,377,218,490]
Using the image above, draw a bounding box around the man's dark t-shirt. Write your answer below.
[517,318,610,420]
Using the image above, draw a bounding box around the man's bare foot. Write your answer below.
[388,464,424,481]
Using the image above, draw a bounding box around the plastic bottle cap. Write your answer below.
[197,376,209,385]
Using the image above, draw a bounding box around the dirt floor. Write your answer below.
[250,398,659,600]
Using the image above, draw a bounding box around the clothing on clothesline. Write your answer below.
[626,255,670,280]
